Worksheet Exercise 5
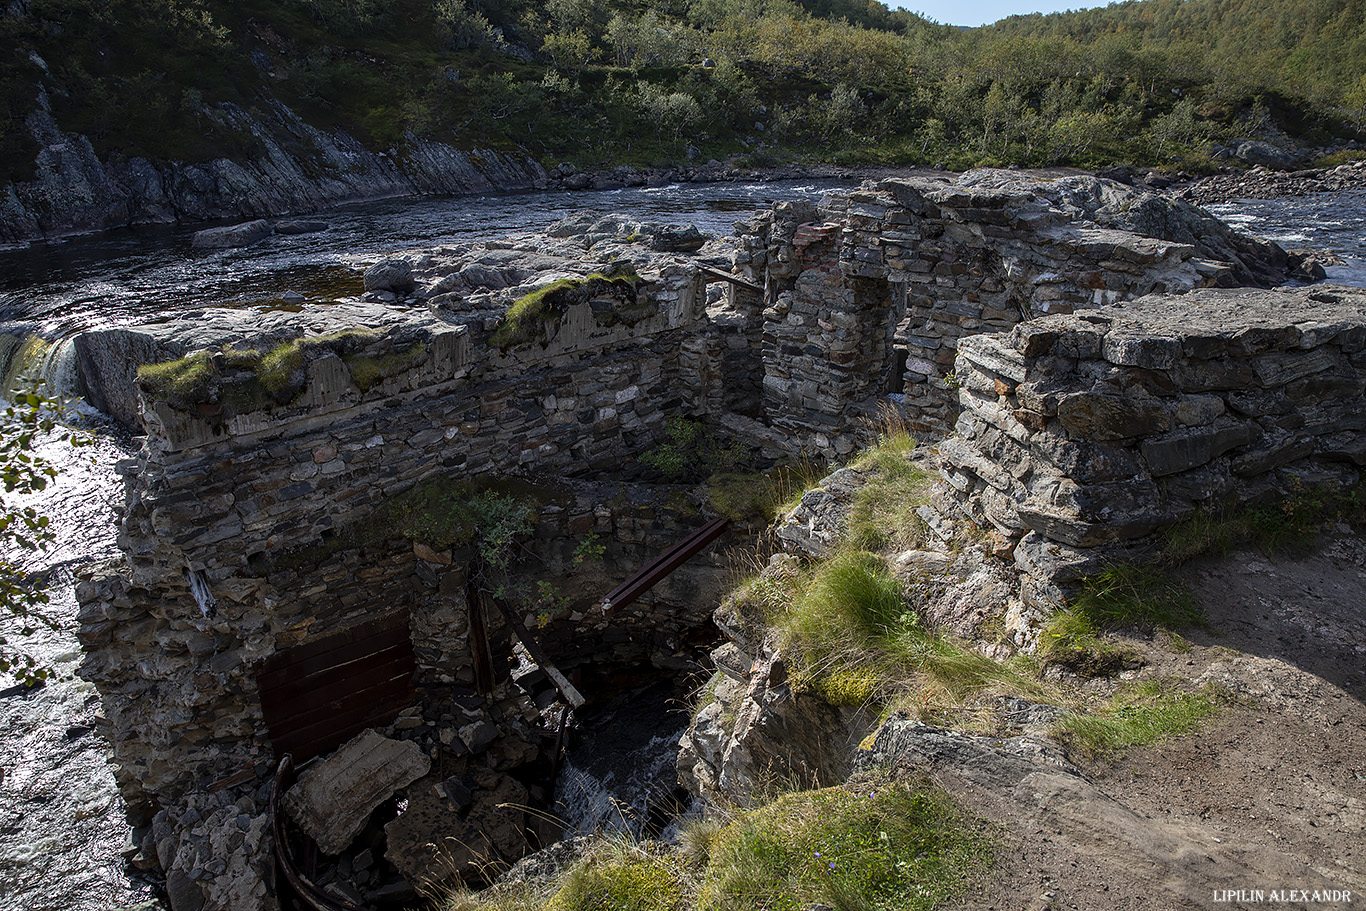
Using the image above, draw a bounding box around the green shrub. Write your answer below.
[641,416,745,482]
[700,775,991,911]
[390,479,537,566]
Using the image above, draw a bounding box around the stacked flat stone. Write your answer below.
[734,169,1293,438]
[939,285,1366,606]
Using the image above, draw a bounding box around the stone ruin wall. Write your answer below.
[938,285,1366,626]
[71,171,1313,910]
[733,173,1294,441]
[74,267,754,909]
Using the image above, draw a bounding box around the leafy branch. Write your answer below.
[1,386,87,685]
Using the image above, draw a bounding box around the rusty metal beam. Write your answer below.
[695,263,762,293]
[599,516,731,615]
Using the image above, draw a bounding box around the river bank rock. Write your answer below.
[0,94,547,244]
[1184,157,1366,204]
[191,220,273,250]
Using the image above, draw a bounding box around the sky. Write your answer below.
[889,0,1106,28]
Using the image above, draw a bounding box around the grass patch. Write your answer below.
[775,550,1055,716]
[699,774,992,911]
[490,272,640,349]
[1054,678,1223,759]
[546,841,683,911]
[1039,564,1201,677]
[136,329,409,411]
[845,423,934,553]
[1310,149,1366,169]
[1160,483,1366,563]
[707,458,825,523]
[783,550,907,657]
[344,341,427,392]
[136,351,215,409]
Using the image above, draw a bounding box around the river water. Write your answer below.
[2,181,1364,911]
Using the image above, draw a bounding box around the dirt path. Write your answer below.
[929,534,1366,911]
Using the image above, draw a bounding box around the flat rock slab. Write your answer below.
[284,729,430,855]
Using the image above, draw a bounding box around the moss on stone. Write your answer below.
[136,352,215,410]
[344,341,427,392]
[137,328,390,413]
[490,272,642,349]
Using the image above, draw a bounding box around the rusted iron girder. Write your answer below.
[599,516,731,616]
[694,263,762,293]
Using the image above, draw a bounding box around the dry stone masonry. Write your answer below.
[939,285,1366,611]
[733,169,1300,440]
[69,170,1315,911]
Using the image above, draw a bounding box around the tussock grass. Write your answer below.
[699,774,991,911]
[774,549,1056,716]
[845,413,934,553]
[1040,564,1201,677]
[708,457,827,523]
[1055,678,1223,759]
[545,840,683,911]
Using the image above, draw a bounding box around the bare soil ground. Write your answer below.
[940,532,1366,911]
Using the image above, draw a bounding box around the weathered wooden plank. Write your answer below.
[271,689,415,762]
[488,596,585,709]
[266,671,415,735]
[259,645,413,716]
[257,620,410,689]
[256,610,416,764]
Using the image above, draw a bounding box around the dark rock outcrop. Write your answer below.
[0,96,547,244]
[191,220,272,250]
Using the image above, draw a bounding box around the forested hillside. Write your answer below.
[1,0,1363,189]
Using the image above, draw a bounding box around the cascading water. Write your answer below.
[553,681,694,839]
[0,335,85,399]
[0,418,156,911]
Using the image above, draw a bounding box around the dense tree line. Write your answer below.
[1,0,1363,188]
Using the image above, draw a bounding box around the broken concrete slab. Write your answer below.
[284,729,430,855]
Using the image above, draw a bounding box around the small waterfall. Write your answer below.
[553,681,693,839]
[1,332,87,400]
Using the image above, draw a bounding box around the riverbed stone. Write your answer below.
[363,258,415,294]
[191,220,272,250]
